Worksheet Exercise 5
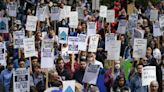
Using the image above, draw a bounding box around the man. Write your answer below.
[150,80,159,92]
[130,62,148,92]
[121,86,131,92]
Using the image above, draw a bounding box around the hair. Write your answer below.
[121,86,131,92]
[56,57,64,64]
[18,58,26,64]
[113,75,126,91]
[31,56,38,61]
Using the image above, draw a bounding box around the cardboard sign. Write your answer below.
[8,3,17,17]
[78,34,88,51]
[107,40,121,60]
[87,22,96,36]
[26,16,38,31]
[133,38,147,58]
[99,6,107,18]
[106,10,115,23]
[69,11,78,28]
[77,7,84,20]
[0,42,6,66]
[88,35,99,52]
[23,38,36,58]
[13,68,30,92]
[13,31,25,48]
[153,22,161,37]
[105,33,117,51]
[68,36,78,54]
[159,15,164,31]
[42,39,54,48]
[59,27,68,44]
[50,7,60,21]
[117,20,127,34]
[0,17,8,33]
[150,10,158,21]
[41,48,54,68]
[92,0,100,10]
[142,66,156,86]
[62,80,75,92]
[83,64,100,84]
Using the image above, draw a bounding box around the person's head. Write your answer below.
[0,35,4,42]
[120,35,125,42]
[81,22,87,31]
[56,58,65,71]
[18,58,26,68]
[33,63,41,74]
[136,62,143,75]
[116,75,126,87]
[35,32,42,41]
[150,80,159,92]
[69,53,75,61]
[31,56,39,66]
[153,48,161,61]
[49,69,60,81]
[146,47,152,58]
[80,59,87,70]
[7,61,13,71]
[87,52,96,63]
[90,85,99,92]
[114,60,121,70]
[141,57,148,65]
[121,86,130,92]
[48,26,55,38]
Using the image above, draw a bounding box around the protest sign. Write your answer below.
[107,40,121,60]
[13,68,30,92]
[127,3,135,15]
[63,5,71,18]
[133,29,145,38]
[36,5,48,21]
[0,17,8,33]
[41,48,54,68]
[44,87,62,92]
[59,27,68,44]
[62,80,75,92]
[88,35,99,52]
[50,7,60,21]
[8,3,17,17]
[142,66,156,86]
[68,36,78,54]
[42,39,54,48]
[78,34,88,51]
[83,64,100,84]
[133,38,147,58]
[150,10,158,21]
[99,6,107,18]
[26,16,38,31]
[23,38,36,58]
[117,20,127,34]
[92,0,100,10]
[69,11,78,28]
[105,33,117,51]
[127,14,138,31]
[13,31,25,48]
[87,22,96,36]
[159,15,164,31]
[0,42,6,66]
[77,7,84,20]
[106,10,115,23]
[59,8,65,21]
[153,22,162,37]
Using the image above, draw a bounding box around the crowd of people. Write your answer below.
[0,0,164,92]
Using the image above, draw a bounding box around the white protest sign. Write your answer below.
[13,31,25,48]
[13,68,30,92]
[105,33,117,51]
[78,34,88,51]
[142,66,156,86]
[36,5,48,21]
[92,0,100,10]
[63,5,71,18]
[0,42,6,66]
[87,22,96,36]
[41,48,54,68]
[106,10,115,23]
[62,80,75,92]
[88,35,99,52]
[133,38,147,58]
[23,38,36,58]
[133,29,145,38]
[83,64,100,84]
[8,3,17,17]
[0,17,8,33]
[44,87,61,92]
[42,39,54,48]
[107,40,121,60]
[127,14,138,31]
[68,36,78,54]
[159,15,164,30]
[153,22,161,37]
[50,7,60,21]
[59,8,65,21]
[26,16,38,31]
[117,20,127,34]
[59,27,68,44]
[69,11,78,28]
[150,10,158,21]
[77,7,84,20]
[99,6,107,18]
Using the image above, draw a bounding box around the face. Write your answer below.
[32,59,38,66]
[150,82,159,92]
[141,58,148,65]
[146,47,152,57]
[87,53,95,62]
[137,65,143,74]
[0,36,3,42]
[118,77,125,87]
[19,61,25,68]
[34,67,41,74]
[7,64,13,71]
[57,60,64,70]
[80,61,87,70]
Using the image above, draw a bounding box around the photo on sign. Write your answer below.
[68,45,78,51]
[15,39,23,45]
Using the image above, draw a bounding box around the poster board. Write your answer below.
[13,31,25,48]
[99,6,107,18]
[88,35,99,52]
[105,33,117,51]
[69,11,78,28]
[87,22,96,36]
[0,42,6,66]
[78,34,88,51]
[117,20,127,34]
[58,27,68,44]
[62,80,75,92]
[68,36,78,54]
[50,7,60,21]
[106,10,115,23]
[0,17,9,33]
[26,16,38,31]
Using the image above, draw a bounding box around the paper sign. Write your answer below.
[63,6,71,18]
[77,7,84,20]
[59,27,68,44]
[78,34,88,51]
[87,22,96,36]
[117,20,127,34]
[106,10,115,23]
[150,10,158,21]
[44,87,62,92]
[133,29,145,38]
[127,14,138,31]
[159,15,164,30]
[127,3,135,15]
[142,66,156,86]
[8,3,17,17]
[13,68,30,92]
[41,48,54,68]
[59,8,65,21]
[51,7,60,21]
[92,0,100,10]
[133,38,147,58]
[68,36,78,54]
[153,22,161,37]
[88,35,99,52]
[107,40,121,60]
[69,11,78,28]
[26,16,38,31]
[63,80,75,92]
[105,33,117,51]
[23,38,36,58]
[83,64,100,84]
[42,39,54,48]
[13,31,25,48]
[0,42,6,66]
[99,6,107,18]
[0,18,8,33]
[36,5,48,21]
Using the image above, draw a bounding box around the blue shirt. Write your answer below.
[13,59,30,69]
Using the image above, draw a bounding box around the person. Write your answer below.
[121,86,131,92]
[150,80,159,92]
